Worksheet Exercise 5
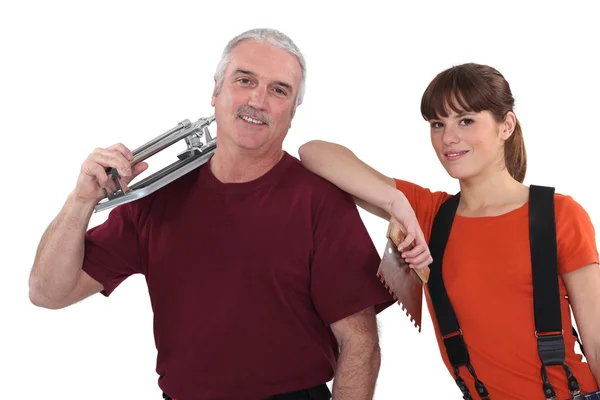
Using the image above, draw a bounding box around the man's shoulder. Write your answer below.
[117,166,202,218]
[283,153,351,199]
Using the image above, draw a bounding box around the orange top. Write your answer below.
[395,179,599,399]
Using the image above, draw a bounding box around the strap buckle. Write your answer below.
[443,330,468,366]
[536,331,582,398]
[454,367,474,400]
[536,331,565,366]
[444,331,489,399]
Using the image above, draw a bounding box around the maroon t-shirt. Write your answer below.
[82,152,394,399]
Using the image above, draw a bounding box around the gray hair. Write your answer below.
[214,28,307,112]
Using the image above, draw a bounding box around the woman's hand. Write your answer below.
[387,194,433,271]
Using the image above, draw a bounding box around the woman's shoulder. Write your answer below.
[394,178,453,211]
[552,192,593,221]
[550,191,599,273]
[394,178,453,200]
[393,178,454,241]
[552,191,597,241]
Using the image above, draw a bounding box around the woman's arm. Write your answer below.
[563,263,600,386]
[299,140,432,268]
[299,140,400,220]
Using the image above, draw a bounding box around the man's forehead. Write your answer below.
[226,40,301,87]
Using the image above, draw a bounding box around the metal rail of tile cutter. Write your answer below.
[95,115,216,213]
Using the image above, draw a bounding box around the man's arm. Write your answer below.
[330,306,381,400]
[29,193,104,309]
[29,143,147,309]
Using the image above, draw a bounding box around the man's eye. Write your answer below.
[238,78,251,85]
[273,87,287,96]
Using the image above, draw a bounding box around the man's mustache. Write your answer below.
[236,106,272,126]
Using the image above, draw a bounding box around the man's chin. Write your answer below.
[231,137,265,152]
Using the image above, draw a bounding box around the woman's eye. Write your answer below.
[460,118,474,126]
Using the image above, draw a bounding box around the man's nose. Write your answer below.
[247,85,268,110]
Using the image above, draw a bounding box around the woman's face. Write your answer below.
[429,109,513,181]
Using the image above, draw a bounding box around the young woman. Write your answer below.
[299,63,600,399]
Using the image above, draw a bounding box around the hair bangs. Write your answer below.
[420,64,498,121]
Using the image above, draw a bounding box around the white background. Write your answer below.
[1,0,599,399]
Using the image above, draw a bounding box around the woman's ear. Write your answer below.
[501,111,517,140]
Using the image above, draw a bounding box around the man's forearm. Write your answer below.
[29,192,96,307]
[332,339,381,399]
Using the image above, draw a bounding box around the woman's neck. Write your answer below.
[457,169,529,217]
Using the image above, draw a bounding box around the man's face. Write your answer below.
[211,40,302,155]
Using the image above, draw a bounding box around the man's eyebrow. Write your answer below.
[232,68,257,77]
[232,68,294,91]
[273,80,293,91]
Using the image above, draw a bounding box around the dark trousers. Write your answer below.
[571,390,600,400]
[163,383,331,400]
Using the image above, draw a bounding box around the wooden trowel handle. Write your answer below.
[386,222,430,283]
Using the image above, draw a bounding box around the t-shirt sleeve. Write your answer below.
[82,201,147,297]
[394,178,451,241]
[309,183,395,326]
[555,194,600,275]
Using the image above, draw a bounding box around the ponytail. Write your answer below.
[504,118,527,183]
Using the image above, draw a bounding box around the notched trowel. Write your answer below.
[376,222,430,332]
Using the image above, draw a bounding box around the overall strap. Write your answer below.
[428,193,490,399]
[528,185,583,399]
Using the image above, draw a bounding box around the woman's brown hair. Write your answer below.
[420,63,527,183]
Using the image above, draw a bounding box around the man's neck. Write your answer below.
[210,145,284,184]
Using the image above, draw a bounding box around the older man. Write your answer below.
[29,28,394,400]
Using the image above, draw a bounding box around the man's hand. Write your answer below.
[330,307,380,399]
[386,194,432,271]
[74,143,148,204]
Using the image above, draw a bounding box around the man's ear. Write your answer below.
[290,97,302,119]
[211,78,218,107]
